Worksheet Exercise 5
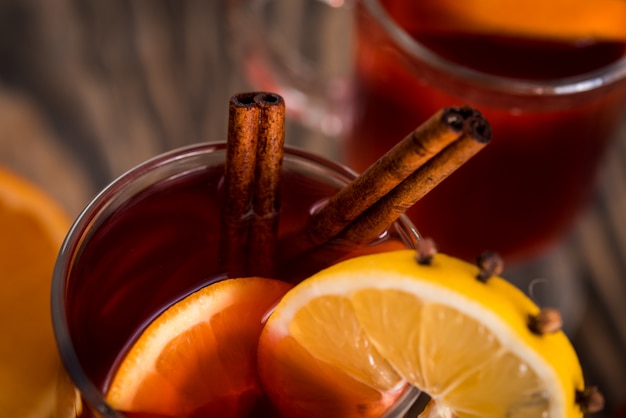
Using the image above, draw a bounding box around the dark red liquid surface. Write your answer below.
[65,158,410,417]
[347,0,626,263]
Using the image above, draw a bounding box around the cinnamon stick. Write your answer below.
[221,92,260,277]
[249,93,286,277]
[221,92,285,278]
[340,111,491,245]
[306,106,472,247]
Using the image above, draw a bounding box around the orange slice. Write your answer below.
[0,167,70,417]
[258,318,409,418]
[105,277,292,417]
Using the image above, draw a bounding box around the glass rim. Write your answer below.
[51,141,421,416]
[364,0,626,97]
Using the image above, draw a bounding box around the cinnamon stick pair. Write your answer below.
[281,106,491,264]
[221,92,285,278]
[336,108,491,245]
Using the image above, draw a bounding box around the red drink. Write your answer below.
[52,143,418,417]
[348,0,626,262]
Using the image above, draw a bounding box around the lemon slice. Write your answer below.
[260,250,585,418]
[106,277,291,417]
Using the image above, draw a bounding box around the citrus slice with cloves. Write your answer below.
[258,248,596,418]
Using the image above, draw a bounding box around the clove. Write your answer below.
[415,237,438,265]
[528,308,562,335]
[575,386,604,413]
[476,251,503,282]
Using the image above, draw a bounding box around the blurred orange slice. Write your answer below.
[0,167,70,417]
[387,0,626,42]
[105,277,291,417]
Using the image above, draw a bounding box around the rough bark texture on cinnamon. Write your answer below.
[221,92,285,278]
[249,93,285,277]
[278,106,491,272]
[340,110,491,245]
[221,92,260,278]
[306,106,473,247]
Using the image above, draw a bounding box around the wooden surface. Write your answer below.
[0,1,624,416]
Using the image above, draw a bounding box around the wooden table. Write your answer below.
[0,0,624,416]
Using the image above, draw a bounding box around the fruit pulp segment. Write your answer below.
[289,294,403,391]
[353,291,549,417]
[258,334,406,418]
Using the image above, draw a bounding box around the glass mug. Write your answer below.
[229,0,626,264]
[51,142,421,417]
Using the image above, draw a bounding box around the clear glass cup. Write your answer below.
[228,0,626,264]
[51,142,421,417]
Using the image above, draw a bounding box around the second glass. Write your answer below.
[349,0,626,263]
[230,0,626,263]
